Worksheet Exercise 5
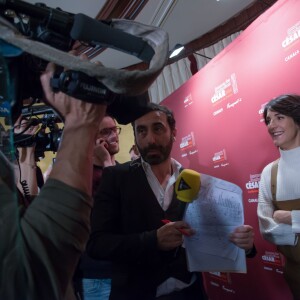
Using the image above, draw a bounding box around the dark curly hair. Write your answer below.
[131,102,176,131]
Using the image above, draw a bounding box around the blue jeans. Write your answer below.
[81,278,112,300]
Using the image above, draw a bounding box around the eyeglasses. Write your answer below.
[98,126,121,137]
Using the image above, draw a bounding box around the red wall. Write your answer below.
[161,0,300,299]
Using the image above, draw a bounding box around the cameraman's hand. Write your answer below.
[40,62,106,129]
[40,61,107,195]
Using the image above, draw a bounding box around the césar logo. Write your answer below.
[245,173,261,194]
[262,251,284,267]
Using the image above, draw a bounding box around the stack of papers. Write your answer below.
[183,174,246,273]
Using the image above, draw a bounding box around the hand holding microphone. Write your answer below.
[164,169,201,234]
[157,169,201,251]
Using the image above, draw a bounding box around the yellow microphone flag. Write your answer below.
[175,169,201,203]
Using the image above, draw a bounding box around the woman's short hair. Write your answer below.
[263,94,300,126]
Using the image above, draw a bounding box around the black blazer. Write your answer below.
[87,159,195,300]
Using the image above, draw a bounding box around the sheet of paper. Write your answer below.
[183,174,246,273]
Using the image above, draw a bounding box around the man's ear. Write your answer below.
[172,128,177,141]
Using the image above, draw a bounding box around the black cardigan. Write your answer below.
[87,160,196,300]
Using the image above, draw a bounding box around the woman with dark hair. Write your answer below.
[258,94,300,299]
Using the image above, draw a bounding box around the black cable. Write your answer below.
[20,180,31,201]
[15,152,32,207]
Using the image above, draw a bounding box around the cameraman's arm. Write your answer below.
[9,63,108,299]
[40,62,107,196]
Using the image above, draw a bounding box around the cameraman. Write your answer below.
[0,61,107,300]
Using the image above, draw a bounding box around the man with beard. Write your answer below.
[87,103,254,300]
[74,115,121,300]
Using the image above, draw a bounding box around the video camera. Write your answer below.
[1,104,63,160]
[15,104,63,159]
[0,112,63,160]
[0,0,163,125]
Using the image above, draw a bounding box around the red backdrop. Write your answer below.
[161,0,300,299]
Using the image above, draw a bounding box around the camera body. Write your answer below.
[1,1,151,124]
[51,70,116,105]
[1,1,114,103]
[1,0,154,134]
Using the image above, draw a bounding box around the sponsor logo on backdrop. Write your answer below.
[180,132,196,150]
[246,173,260,194]
[183,94,193,108]
[282,21,300,49]
[210,281,220,287]
[262,251,284,270]
[213,107,224,116]
[222,286,235,294]
[209,272,231,284]
[285,49,299,62]
[211,73,239,105]
[212,149,229,168]
[248,198,258,203]
[227,98,242,110]
[212,149,227,163]
[282,21,300,62]
[259,102,268,123]
[179,132,198,157]
[208,273,236,294]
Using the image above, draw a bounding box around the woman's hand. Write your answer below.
[273,210,292,225]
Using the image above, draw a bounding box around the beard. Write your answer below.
[137,137,173,165]
[108,144,119,156]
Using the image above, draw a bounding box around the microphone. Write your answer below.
[161,169,200,237]
[175,169,201,203]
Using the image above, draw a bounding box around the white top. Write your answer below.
[141,158,182,211]
[257,146,300,246]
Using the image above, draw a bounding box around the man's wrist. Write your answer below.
[246,245,257,258]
